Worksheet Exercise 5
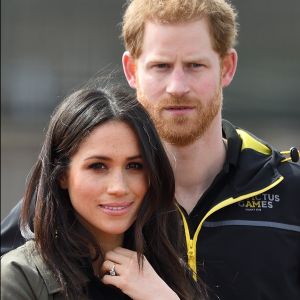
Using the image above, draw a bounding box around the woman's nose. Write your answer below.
[106,171,129,196]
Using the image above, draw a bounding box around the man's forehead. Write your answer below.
[138,19,214,60]
[142,18,211,43]
[143,18,208,32]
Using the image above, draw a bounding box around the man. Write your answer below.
[2,0,300,299]
[120,0,300,299]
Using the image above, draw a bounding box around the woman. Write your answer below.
[1,86,205,299]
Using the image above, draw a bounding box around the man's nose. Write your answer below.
[166,67,189,98]
[106,171,129,196]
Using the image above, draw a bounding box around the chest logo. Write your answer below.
[238,193,280,211]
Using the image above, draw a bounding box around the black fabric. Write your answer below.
[181,120,300,300]
[86,277,131,300]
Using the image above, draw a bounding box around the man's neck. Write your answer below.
[164,118,226,214]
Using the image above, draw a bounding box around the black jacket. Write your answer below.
[178,120,300,300]
[2,120,300,300]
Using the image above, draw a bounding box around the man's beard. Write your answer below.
[136,86,222,147]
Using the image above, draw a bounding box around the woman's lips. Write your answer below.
[98,202,133,216]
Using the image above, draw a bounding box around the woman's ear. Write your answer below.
[58,173,68,190]
[221,48,238,88]
[122,51,138,89]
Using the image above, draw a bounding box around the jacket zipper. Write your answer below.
[178,176,284,280]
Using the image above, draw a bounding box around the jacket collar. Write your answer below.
[222,119,284,196]
[222,119,242,169]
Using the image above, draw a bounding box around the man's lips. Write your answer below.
[165,106,194,109]
[164,106,195,115]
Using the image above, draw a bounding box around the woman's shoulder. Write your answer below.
[1,240,63,300]
[1,240,36,271]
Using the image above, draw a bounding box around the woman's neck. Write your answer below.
[98,232,124,254]
[92,233,124,278]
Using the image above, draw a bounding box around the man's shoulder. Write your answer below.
[278,159,300,189]
[1,199,26,256]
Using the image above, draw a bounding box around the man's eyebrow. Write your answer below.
[145,54,173,62]
[183,55,210,62]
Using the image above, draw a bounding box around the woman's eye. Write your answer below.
[126,162,143,170]
[89,162,106,170]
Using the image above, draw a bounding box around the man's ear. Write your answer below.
[122,51,138,89]
[58,173,68,190]
[221,48,238,88]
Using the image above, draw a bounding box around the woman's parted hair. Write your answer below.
[21,86,202,299]
[122,0,238,58]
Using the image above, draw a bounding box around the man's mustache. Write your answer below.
[156,97,201,109]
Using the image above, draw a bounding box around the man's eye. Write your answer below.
[89,163,106,170]
[126,162,143,170]
[155,63,169,69]
[190,63,204,68]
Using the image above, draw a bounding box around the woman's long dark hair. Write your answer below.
[21,85,205,299]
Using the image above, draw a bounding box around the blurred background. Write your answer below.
[1,0,300,220]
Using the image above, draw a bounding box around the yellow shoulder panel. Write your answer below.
[237,129,271,155]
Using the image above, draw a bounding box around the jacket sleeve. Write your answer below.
[1,200,26,256]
